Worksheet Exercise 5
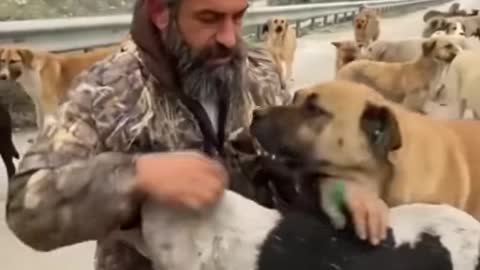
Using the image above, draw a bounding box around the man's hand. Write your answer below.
[321,180,389,246]
[344,182,389,246]
[135,151,228,211]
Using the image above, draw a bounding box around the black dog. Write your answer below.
[0,103,19,179]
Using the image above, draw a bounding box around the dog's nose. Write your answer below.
[0,74,7,80]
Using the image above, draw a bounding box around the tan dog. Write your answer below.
[353,8,380,46]
[331,41,365,74]
[440,49,480,116]
[0,45,118,129]
[250,80,480,231]
[336,38,460,112]
[362,36,478,63]
[264,17,297,84]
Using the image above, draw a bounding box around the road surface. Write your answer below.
[0,0,478,269]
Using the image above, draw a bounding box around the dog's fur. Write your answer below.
[336,38,460,112]
[263,17,297,84]
[440,49,480,116]
[0,45,118,129]
[331,41,365,74]
[251,80,480,223]
[0,103,19,179]
[353,8,380,46]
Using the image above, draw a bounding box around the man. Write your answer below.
[6,0,388,269]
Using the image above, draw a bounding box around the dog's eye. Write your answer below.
[304,94,328,115]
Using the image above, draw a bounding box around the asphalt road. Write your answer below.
[0,0,478,269]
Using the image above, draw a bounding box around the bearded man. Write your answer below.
[5,0,388,269]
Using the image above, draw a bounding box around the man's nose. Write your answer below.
[216,19,237,49]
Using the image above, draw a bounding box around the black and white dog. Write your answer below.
[124,190,480,270]
[117,156,480,270]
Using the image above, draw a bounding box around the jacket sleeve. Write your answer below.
[6,82,144,252]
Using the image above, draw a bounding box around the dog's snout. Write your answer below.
[275,26,283,33]
[0,73,7,80]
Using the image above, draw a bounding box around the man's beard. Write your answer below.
[165,21,246,103]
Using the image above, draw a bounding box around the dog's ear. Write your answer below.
[331,41,342,48]
[422,39,437,55]
[360,103,402,159]
[17,49,34,66]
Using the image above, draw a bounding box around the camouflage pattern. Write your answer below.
[6,40,290,270]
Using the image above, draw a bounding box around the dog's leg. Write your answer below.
[403,91,429,113]
[1,150,16,179]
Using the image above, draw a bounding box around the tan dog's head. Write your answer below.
[421,37,460,63]
[250,81,401,189]
[331,41,365,68]
[269,17,289,36]
[0,46,34,81]
[354,13,368,30]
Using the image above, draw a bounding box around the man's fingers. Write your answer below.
[380,202,390,240]
[350,202,368,241]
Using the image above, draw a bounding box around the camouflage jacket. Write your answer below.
[5,41,290,270]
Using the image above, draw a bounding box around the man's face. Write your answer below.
[176,0,249,67]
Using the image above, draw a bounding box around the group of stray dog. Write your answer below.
[332,2,480,120]
[131,3,480,270]
[0,38,131,179]
[4,3,480,270]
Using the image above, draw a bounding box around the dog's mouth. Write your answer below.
[444,53,458,63]
[252,135,331,179]
[343,55,356,64]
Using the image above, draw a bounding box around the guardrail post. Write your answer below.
[323,15,328,26]
[256,25,261,41]
[310,17,315,29]
[295,20,301,37]
[333,14,338,24]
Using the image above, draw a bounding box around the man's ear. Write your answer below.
[361,103,402,160]
[147,0,170,31]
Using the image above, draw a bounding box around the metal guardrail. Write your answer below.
[0,0,450,52]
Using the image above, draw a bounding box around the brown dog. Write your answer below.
[264,17,297,84]
[336,37,460,112]
[331,41,365,74]
[422,3,478,22]
[250,79,480,233]
[0,45,118,129]
[0,102,19,179]
[353,8,380,46]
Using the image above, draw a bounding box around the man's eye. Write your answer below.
[199,15,220,24]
